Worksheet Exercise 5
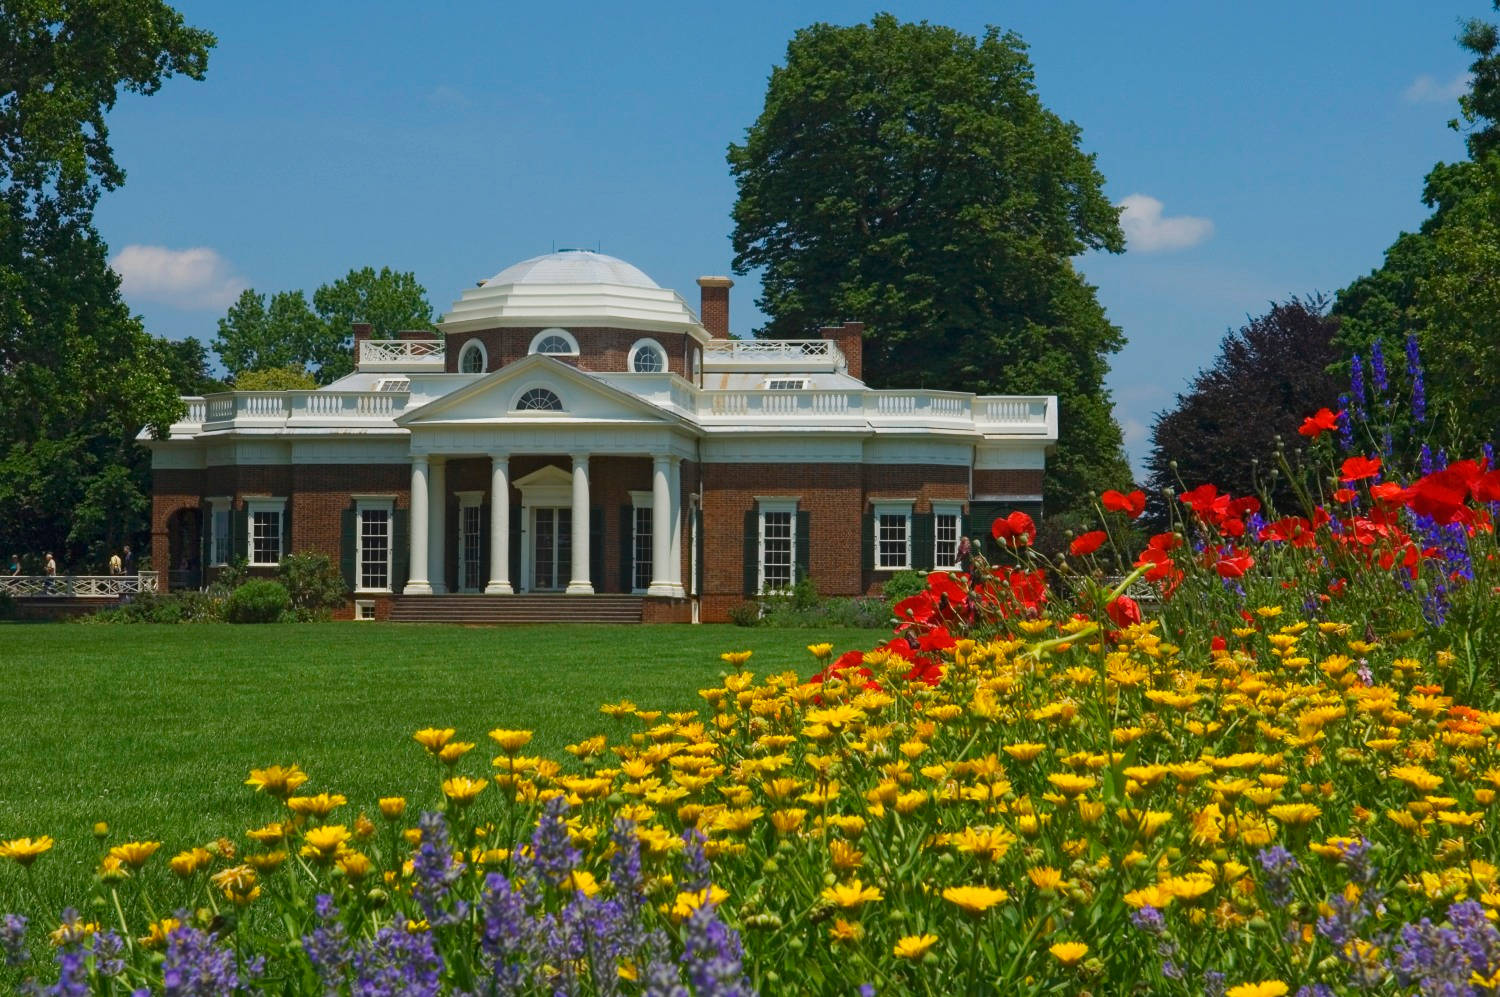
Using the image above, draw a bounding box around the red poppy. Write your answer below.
[1179,483,1221,516]
[1298,408,1342,438]
[1068,530,1108,557]
[1332,488,1357,503]
[1474,470,1500,504]
[1210,635,1227,652]
[1106,595,1141,628]
[1147,532,1182,551]
[1214,551,1255,578]
[991,511,1036,546]
[1340,455,1382,482]
[1406,468,1472,524]
[1100,489,1146,518]
[1370,481,1405,505]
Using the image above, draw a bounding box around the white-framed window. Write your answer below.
[514,387,563,412]
[246,498,286,566]
[764,378,808,390]
[529,328,579,356]
[633,506,653,590]
[354,599,376,621]
[628,338,666,373]
[458,339,487,373]
[356,499,394,592]
[934,502,964,569]
[207,497,231,566]
[873,501,912,571]
[758,499,797,593]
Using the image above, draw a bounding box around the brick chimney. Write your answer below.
[820,321,864,382]
[696,276,733,338]
[351,322,373,365]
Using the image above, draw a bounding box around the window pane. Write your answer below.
[935,513,959,569]
[252,510,282,565]
[537,335,572,354]
[460,346,484,373]
[877,512,909,569]
[212,509,230,565]
[461,506,482,590]
[633,346,664,372]
[761,510,794,591]
[360,509,389,590]
[633,506,653,589]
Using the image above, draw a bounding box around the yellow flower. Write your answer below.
[244,764,309,799]
[378,797,407,820]
[442,776,488,807]
[287,793,347,819]
[336,851,373,881]
[0,836,53,866]
[1050,941,1089,965]
[49,915,99,947]
[894,934,939,959]
[108,841,162,869]
[1227,983,1289,997]
[1028,866,1065,893]
[138,918,181,951]
[413,728,456,753]
[1004,742,1047,762]
[567,870,600,897]
[942,885,1009,915]
[211,864,260,906]
[299,825,352,862]
[807,643,834,660]
[489,729,534,753]
[1047,773,1096,796]
[1268,803,1322,827]
[438,741,476,765]
[828,918,864,943]
[246,821,291,845]
[720,651,753,668]
[169,847,212,878]
[669,885,729,921]
[822,878,884,908]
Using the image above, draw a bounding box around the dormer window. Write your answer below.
[515,387,563,412]
[529,328,579,356]
[629,339,666,373]
[765,378,808,390]
[458,340,486,373]
[375,377,411,392]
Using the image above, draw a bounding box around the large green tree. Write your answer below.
[728,14,1132,512]
[0,1,214,567]
[214,266,434,385]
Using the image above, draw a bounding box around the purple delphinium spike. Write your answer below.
[680,903,753,997]
[349,922,442,997]
[1420,444,1435,476]
[1336,396,1354,452]
[680,830,712,893]
[1349,353,1366,422]
[161,918,259,996]
[303,893,352,990]
[531,796,582,890]
[1406,333,1426,424]
[1256,846,1299,907]
[1370,340,1388,398]
[478,871,535,993]
[1,914,28,967]
[412,810,469,927]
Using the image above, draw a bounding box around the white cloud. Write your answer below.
[111,245,247,310]
[1117,194,1213,253]
[1402,72,1471,104]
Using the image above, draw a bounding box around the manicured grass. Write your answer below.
[0,621,874,911]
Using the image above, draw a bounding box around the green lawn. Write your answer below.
[0,621,874,912]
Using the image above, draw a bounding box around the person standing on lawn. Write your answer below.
[43,552,57,592]
[122,545,134,575]
[108,552,122,575]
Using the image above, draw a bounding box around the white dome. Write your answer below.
[485,250,659,289]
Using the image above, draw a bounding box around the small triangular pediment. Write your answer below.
[513,464,573,489]
[395,354,683,427]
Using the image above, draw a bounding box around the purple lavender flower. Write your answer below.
[349,923,442,997]
[1,913,28,967]
[412,810,469,927]
[1294,988,1335,997]
[680,903,753,997]
[303,893,352,991]
[1130,906,1166,935]
[1203,970,1226,997]
[478,871,535,993]
[531,796,582,890]
[680,830,712,893]
[1407,333,1426,424]
[161,919,259,996]
[1257,845,1299,907]
[91,929,125,978]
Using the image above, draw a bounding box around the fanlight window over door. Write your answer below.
[515,387,563,412]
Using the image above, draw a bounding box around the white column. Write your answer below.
[485,456,512,594]
[667,455,685,597]
[428,457,447,594]
[404,457,432,594]
[646,455,674,596]
[566,454,593,594]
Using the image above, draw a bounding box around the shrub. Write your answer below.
[82,590,224,625]
[223,579,290,623]
[726,600,762,627]
[879,568,928,610]
[0,590,14,621]
[277,552,348,613]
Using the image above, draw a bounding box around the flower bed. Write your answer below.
[5,438,1500,994]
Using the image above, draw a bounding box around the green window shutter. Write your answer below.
[508,505,522,588]
[795,510,810,584]
[281,504,292,561]
[234,506,249,561]
[694,507,703,597]
[339,507,357,589]
[200,514,212,577]
[968,502,1004,562]
[742,510,758,596]
[479,504,491,585]
[912,513,935,571]
[590,508,604,588]
[861,512,875,575]
[619,505,634,593]
[391,509,409,591]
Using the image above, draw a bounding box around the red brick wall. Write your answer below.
[973,469,1044,497]
[446,327,694,378]
[152,469,204,591]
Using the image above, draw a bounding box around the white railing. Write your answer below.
[185,390,411,430]
[289,391,402,419]
[358,339,446,369]
[701,339,842,371]
[182,397,207,424]
[0,574,159,598]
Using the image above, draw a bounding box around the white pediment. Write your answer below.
[395,355,683,428]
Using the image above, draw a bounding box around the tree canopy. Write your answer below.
[213,266,434,384]
[728,14,1132,512]
[0,0,214,566]
[1145,297,1341,519]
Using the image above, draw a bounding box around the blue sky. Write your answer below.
[98,2,1481,475]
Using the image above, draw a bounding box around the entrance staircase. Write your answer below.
[388,593,644,624]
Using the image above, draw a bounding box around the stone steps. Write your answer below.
[388,594,643,624]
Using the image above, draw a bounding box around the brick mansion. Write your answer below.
[145,250,1056,623]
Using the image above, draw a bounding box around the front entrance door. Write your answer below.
[458,503,483,592]
[532,507,572,591]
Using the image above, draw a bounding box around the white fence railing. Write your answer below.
[0,574,159,598]
[701,339,842,371]
[358,339,445,369]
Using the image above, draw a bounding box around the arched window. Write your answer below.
[515,387,563,412]
[629,338,666,373]
[529,328,579,356]
[459,340,486,373]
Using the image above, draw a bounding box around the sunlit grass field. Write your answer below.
[0,621,873,911]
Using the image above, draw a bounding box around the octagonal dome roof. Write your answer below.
[484,250,658,289]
